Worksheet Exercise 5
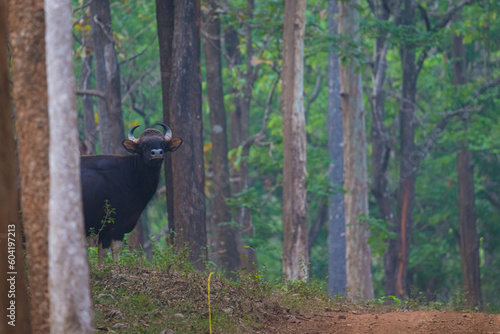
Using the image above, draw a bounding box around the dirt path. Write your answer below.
[264,311,500,333]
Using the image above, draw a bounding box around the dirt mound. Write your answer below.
[266,311,500,333]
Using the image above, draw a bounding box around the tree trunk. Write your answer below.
[128,219,144,252]
[338,0,374,299]
[457,151,481,306]
[453,31,481,307]
[8,0,50,331]
[394,0,417,298]
[281,0,308,281]
[81,54,97,155]
[203,0,239,278]
[90,0,125,155]
[45,0,93,331]
[327,0,347,296]
[0,2,31,331]
[157,0,207,269]
[234,0,259,273]
[368,0,396,297]
[156,0,175,235]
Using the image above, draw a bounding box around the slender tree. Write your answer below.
[203,0,239,277]
[452,30,481,307]
[156,0,207,268]
[338,0,374,299]
[327,0,347,296]
[9,0,50,330]
[45,0,93,331]
[0,1,31,331]
[226,0,260,272]
[367,0,397,296]
[90,0,125,154]
[281,0,308,281]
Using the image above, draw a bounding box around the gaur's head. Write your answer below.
[122,123,183,167]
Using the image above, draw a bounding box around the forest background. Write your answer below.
[69,0,500,306]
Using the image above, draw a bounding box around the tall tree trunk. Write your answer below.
[90,0,124,155]
[9,0,50,331]
[156,0,175,235]
[368,0,396,297]
[394,0,417,298]
[453,31,481,307]
[45,0,93,331]
[203,0,239,278]
[281,0,308,281]
[0,3,31,331]
[235,0,259,273]
[157,0,207,269]
[327,0,347,296]
[338,0,374,299]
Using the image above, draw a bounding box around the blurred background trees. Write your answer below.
[64,0,500,306]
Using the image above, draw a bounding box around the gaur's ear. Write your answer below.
[122,140,139,153]
[168,137,183,152]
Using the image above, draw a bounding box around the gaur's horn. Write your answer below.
[128,125,140,143]
[156,122,172,141]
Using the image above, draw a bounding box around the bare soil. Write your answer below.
[265,310,500,334]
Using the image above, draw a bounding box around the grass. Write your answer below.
[89,242,498,333]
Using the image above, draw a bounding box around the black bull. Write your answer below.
[80,123,182,266]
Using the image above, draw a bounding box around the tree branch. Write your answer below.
[73,0,92,14]
[433,0,480,31]
[305,72,324,114]
[76,89,106,99]
[121,60,160,104]
[119,36,157,66]
[241,75,280,150]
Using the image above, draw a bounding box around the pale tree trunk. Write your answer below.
[45,0,93,331]
[9,0,50,331]
[453,31,481,307]
[338,0,374,299]
[281,0,308,281]
[0,3,31,331]
[90,0,125,155]
[203,0,239,278]
[327,0,347,296]
[157,0,207,269]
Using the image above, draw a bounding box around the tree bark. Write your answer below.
[81,54,97,155]
[338,0,374,299]
[156,0,175,236]
[368,0,396,297]
[203,0,239,278]
[457,151,481,306]
[0,2,31,331]
[157,0,207,269]
[453,30,481,307]
[8,0,50,330]
[45,0,93,331]
[327,0,347,297]
[90,0,125,155]
[281,0,308,281]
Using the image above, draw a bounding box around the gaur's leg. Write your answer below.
[111,240,123,264]
[97,242,107,267]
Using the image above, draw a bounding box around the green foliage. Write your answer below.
[73,0,500,308]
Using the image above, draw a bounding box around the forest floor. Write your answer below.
[90,252,500,333]
[267,310,500,333]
